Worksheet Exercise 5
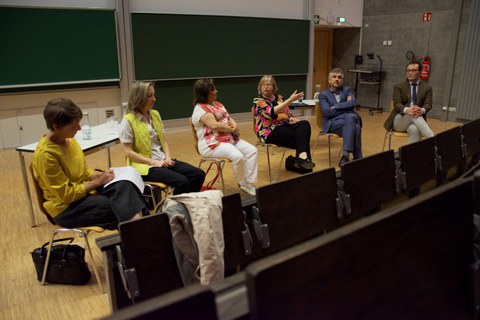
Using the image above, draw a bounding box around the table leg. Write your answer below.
[18,151,36,227]
[107,147,112,168]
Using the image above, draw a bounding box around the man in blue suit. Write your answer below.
[319,68,363,166]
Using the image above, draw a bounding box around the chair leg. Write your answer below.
[312,132,321,157]
[82,231,104,293]
[278,148,287,167]
[41,231,58,285]
[266,144,273,182]
[217,160,226,194]
[150,185,159,210]
[382,132,390,151]
[328,136,332,167]
[388,133,392,150]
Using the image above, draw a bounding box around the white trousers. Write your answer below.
[393,113,434,143]
[202,139,258,186]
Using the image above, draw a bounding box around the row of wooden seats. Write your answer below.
[99,118,480,313]
[105,171,480,320]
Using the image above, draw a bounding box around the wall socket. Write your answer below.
[442,106,456,112]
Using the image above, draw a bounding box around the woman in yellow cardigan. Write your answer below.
[119,81,205,195]
[32,98,146,229]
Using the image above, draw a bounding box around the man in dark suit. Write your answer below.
[383,61,434,142]
[319,68,362,166]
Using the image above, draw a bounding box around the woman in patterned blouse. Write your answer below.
[191,78,258,196]
[253,75,315,171]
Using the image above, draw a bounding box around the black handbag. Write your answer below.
[31,237,91,285]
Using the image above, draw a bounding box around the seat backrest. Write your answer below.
[189,117,202,156]
[314,101,323,129]
[29,162,56,225]
[119,214,184,303]
[435,126,463,183]
[341,150,397,219]
[222,193,256,273]
[461,118,480,164]
[399,136,437,195]
[389,100,394,112]
[255,168,338,255]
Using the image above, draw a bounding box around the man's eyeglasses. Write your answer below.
[406,69,419,73]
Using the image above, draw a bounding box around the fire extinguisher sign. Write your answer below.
[423,12,432,22]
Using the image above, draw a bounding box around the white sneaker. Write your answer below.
[239,184,256,196]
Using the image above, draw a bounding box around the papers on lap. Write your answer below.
[104,166,145,193]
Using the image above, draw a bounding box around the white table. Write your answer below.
[16,123,119,227]
[289,99,316,109]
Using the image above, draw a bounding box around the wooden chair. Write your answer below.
[189,117,231,193]
[124,157,171,211]
[251,107,287,182]
[29,163,105,292]
[312,101,342,167]
[143,181,171,211]
[382,101,409,151]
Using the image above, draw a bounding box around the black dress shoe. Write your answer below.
[296,157,316,170]
[339,155,349,166]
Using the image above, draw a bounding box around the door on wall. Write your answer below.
[312,28,333,94]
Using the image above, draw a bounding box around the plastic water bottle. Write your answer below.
[313,84,321,101]
[81,111,92,140]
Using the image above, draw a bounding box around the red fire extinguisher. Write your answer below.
[420,56,431,81]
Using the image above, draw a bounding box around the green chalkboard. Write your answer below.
[154,75,306,120]
[0,7,119,88]
[132,13,310,80]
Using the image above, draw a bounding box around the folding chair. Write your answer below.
[29,163,104,292]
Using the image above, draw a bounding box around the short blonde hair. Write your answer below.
[257,75,278,95]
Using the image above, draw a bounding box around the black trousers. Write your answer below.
[142,159,205,195]
[265,120,312,159]
[54,181,147,230]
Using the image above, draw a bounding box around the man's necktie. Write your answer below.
[411,83,417,105]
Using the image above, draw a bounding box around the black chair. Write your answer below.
[435,126,464,184]
[252,168,338,256]
[246,177,476,320]
[340,150,397,220]
[398,136,437,196]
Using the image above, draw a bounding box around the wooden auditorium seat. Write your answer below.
[435,126,464,184]
[117,214,184,304]
[221,193,257,275]
[252,168,338,256]
[246,177,476,320]
[339,150,397,221]
[460,118,480,170]
[398,136,437,197]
